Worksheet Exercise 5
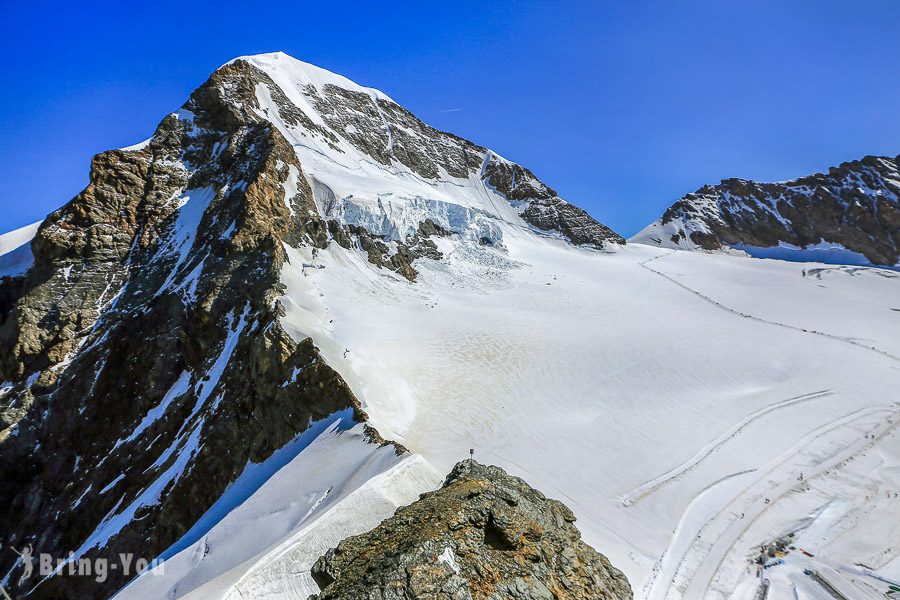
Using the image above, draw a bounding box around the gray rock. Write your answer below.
[310,460,632,600]
[482,155,625,249]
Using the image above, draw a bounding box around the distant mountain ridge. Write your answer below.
[631,154,900,266]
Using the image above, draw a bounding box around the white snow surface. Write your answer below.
[0,219,41,278]
[116,417,440,600]
[277,226,900,600]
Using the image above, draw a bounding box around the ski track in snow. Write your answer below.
[619,390,835,506]
[643,469,757,600]
[633,249,900,597]
[696,406,900,600]
[640,251,900,365]
[647,404,900,600]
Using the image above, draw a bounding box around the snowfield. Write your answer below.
[75,54,900,598]
[277,227,900,600]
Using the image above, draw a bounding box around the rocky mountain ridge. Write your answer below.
[631,154,900,266]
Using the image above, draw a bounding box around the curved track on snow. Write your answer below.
[640,251,900,365]
[643,403,898,599]
[619,390,834,507]
[633,250,900,599]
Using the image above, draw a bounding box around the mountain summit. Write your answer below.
[212,52,624,256]
[0,52,623,598]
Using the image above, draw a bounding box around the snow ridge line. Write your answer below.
[639,251,900,365]
[218,455,427,599]
[619,390,834,506]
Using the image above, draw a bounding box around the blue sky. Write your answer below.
[1,1,899,236]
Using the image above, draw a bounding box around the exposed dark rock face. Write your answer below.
[327,218,449,282]
[307,84,482,180]
[0,60,366,599]
[482,156,625,248]
[310,460,632,600]
[636,155,900,266]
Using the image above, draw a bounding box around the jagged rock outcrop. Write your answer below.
[631,155,900,266]
[482,155,625,248]
[310,460,632,600]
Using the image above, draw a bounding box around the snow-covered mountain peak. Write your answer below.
[233,51,396,103]
[189,52,623,253]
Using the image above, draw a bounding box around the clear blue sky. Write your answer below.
[2,1,899,236]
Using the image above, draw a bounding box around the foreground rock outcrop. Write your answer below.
[310,460,632,600]
[631,154,900,266]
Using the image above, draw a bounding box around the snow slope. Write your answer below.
[0,220,40,256]
[0,219,41,278]
[115,416,440,599]
[278,227,900,599]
